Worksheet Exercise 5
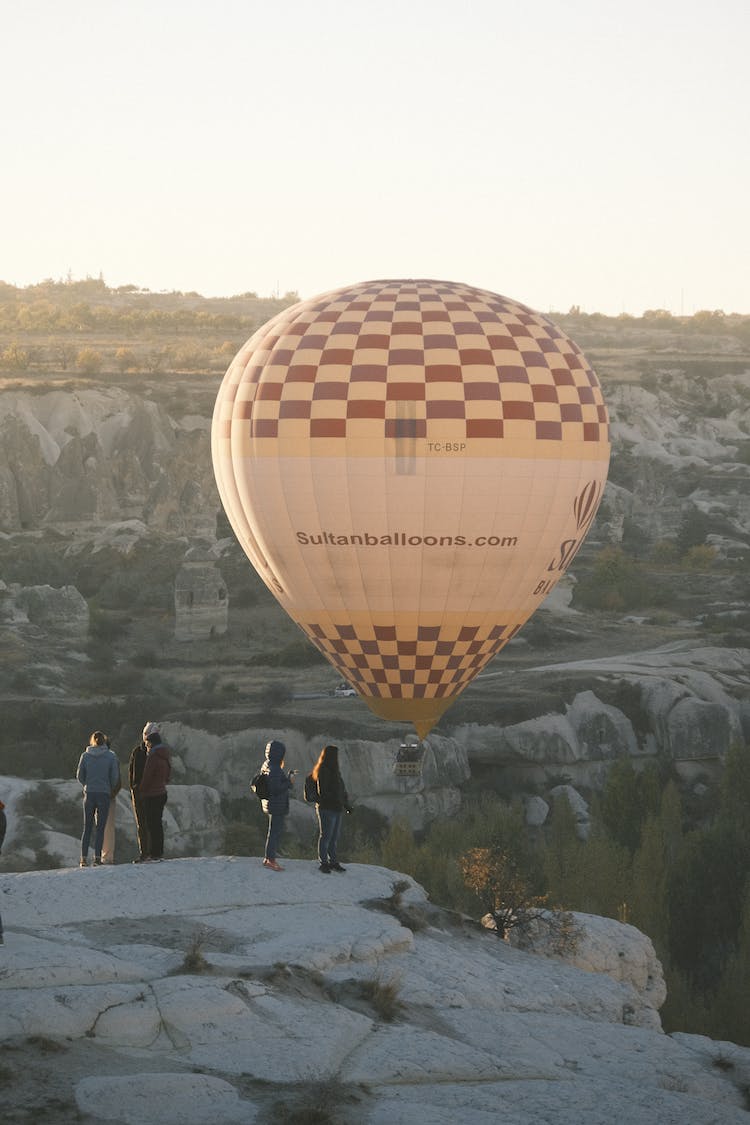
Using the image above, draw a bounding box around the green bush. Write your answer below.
[223,821,265,856]
[573,547,659,611]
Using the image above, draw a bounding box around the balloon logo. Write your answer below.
[212,279,609,738]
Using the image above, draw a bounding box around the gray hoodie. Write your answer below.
[76,744,121,796]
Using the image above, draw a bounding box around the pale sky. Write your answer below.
[2,0,748,316]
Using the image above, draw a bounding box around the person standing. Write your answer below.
[139,728,171,861]
[76,732,121,867]
[311,744,350,874]
[260,739,294,872]
[128,724,153,863]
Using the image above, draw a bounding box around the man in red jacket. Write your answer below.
[139,728,171,861]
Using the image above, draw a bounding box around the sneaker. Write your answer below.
[319,863,332,873]
[330,863,346,873]
[79,858,87,868]
[93,857,102,866]
[265,859,284,871]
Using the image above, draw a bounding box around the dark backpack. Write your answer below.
[250,771,269,801]
[303,772,318,804]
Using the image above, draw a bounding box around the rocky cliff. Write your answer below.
[3,851,750,1124]
[0,387,217,534]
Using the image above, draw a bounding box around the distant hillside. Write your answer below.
[1,282,748,765]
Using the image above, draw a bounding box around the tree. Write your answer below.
[380,819,418,876]
[690,310,726,332]
[677,507,711,552]
[460,846,548,937]
[114,347,136,374]
[76,348,102,375]
[573,547,651,612]
[598,757,643,853]
[707,888,750,1045]
[630,815,670,953]
[542,794,584,906]
[642,309,674,326]
[668,823,747,988]
[683,544,717,570]
[575,827,632,920]
[56,343,76,370]
[1,343,30,370]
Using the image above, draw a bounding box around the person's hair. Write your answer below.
[90,731,107,745]
[312,744,339,781]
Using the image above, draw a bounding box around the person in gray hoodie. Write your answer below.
[76,731,121,867]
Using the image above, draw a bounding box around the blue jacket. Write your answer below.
[260,739,292,816]
[76,745,121,796]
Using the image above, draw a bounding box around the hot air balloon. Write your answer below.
[212,279,609,738]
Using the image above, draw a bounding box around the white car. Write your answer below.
[333,683,357,697]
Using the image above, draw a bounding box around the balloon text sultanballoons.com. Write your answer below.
[212,279,610,738]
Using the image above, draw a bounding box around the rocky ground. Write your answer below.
[3,857,750,1125]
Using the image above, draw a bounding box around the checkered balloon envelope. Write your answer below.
[212,279,610,738]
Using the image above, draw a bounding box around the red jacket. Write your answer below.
[139,743,171,797]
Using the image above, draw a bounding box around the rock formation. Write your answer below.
[2,851,750,1124]
[174,546,228,641]
[454,645,749,788]
[0,388,218,535]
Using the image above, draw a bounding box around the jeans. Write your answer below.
[317,808,342,865]
[265,813,285,860]
[143,793,167,859]
[81,792,111,859]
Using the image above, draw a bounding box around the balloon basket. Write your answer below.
[394,741,425,778]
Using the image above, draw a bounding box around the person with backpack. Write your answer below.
[76,731,121,867]
[309,744,350,874]
[258,739,295,871]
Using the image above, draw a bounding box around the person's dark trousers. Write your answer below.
[131,791,148,858]
[265,813,285,860]
[81,792,111,859]
[317,808,343,865]
[143,793,167,859]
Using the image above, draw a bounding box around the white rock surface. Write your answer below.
[2,856,750,1124]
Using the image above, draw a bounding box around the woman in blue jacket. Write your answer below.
[76,731,121,867]
[260,739,295,871]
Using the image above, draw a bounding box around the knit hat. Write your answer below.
[142,721,159,739]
